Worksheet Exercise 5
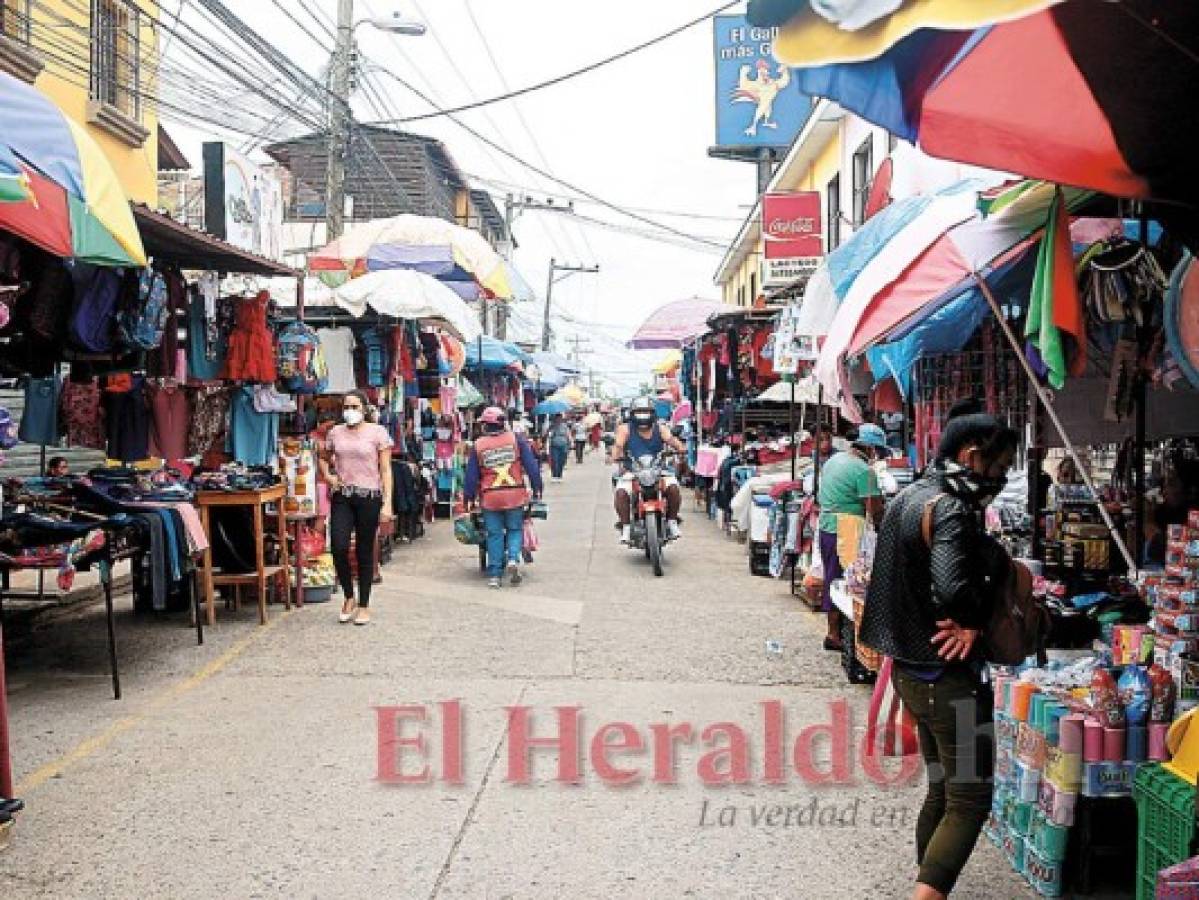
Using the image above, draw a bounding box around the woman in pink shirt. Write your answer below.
[318,390,393,625]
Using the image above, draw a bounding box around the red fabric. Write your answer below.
[222,292,277,382]
[920,13,1147,201]
[873,377,903,414]
[0,168,72,259]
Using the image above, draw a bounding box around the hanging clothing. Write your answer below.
[222,291,277,383]
[60,378,105,450]
[318,326,357,394]
[103,378,150,463]
[186,384,230,457]
[149,382,190,463]
[228,385,278,467]
[19,374,61,446]
[186,282,226,382]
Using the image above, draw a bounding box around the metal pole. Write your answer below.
[812,384,823,498]
[974,274,1136,573]
[541,257,555,351]
[1133,209,1149,568]
[1028,388,1045,562]
[325,0,354,241]
[789,379,796,481]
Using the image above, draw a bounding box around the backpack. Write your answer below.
[921,494,1049,665]
[118,268,169,351]
[69,263,126,353]
[276,322,328,394]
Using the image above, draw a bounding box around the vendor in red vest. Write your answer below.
[464,407,544,589]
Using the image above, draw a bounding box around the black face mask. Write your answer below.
[941,460,1007,507]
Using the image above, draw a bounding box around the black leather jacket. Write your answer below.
[859,470,1006,666]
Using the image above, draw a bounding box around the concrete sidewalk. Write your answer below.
[1,453,1028,898]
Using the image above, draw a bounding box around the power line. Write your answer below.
[365,0,739,125]
[369,67,727,249]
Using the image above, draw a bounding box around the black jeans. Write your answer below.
[892,666,994,896]
[330,493,383,607]
[574,440,585,464]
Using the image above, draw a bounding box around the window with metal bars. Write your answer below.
[1,0,31,43]
[90,0,141,121]
[826,175,841,252]
[852,137,873,227]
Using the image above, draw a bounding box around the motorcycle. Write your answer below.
[625,453,674,577]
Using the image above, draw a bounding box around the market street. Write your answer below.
[1,454,1025,899]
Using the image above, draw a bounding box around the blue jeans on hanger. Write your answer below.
[482,507,524,578]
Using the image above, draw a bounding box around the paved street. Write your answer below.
[2,454,1027,898]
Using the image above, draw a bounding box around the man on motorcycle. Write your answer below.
[612,397,686,545]
[464,406,544,588]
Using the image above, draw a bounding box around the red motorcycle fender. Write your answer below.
[639,499,665,515]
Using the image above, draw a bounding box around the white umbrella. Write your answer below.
[752,376,823,405]
[332,269,482,342]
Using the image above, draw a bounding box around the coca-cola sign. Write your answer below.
[761,192,822,260]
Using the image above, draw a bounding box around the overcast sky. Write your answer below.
[165,0,756,392]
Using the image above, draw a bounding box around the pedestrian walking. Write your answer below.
[319,389,394,626]
[573,418,588,464]
[464,407,544,589]
[859,413,1019,900]
[547,413,571,480]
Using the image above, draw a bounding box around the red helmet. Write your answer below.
[480,406,506,426]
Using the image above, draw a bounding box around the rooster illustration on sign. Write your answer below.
[731,59,792,137]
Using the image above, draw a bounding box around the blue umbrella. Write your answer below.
[533,398,572,416]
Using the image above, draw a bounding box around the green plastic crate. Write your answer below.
[1134,763,1196,900]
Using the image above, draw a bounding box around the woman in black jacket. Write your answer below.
[859,413,1018,900]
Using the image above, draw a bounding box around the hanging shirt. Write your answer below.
[317,327,357,394]
[228,385,277,467]
[148,382,190,464]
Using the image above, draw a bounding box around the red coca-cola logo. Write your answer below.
[762,191,822,260]
[766,216,817,237]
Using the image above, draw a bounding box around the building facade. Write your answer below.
[0,0,160,203]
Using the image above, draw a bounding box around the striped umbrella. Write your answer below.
[761,1,1199,210]
[0,72,145,266]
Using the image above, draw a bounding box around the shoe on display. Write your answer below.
[507,560,522,586]
[620,525,631,545]
[488,576,502,589]
[666,520,681,541]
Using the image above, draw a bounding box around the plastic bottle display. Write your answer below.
[1089,668,1124,727]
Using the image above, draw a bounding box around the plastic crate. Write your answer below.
[1134,763,1196,900]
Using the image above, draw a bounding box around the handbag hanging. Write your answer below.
[1081,240,1168,326]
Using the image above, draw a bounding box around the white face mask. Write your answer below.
[343,408,364,426]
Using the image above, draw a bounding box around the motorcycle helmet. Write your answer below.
[629,397,656,429]
[479,406,506,434]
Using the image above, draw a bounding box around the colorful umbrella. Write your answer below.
[533,398,572,416]
[749,0,1061,66]
[767,2,1199,209]
[0,72,145,266]
[552,383,588,408]
[309,214,511,299]
[331,269,482,342]
[627,298,725,349]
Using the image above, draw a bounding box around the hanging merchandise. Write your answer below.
[1165,253,1199,391]
[67,262,127,353]
[103,376,150,463]
[186,281,226,382]
[251,383,297,414]
[118,267,169,351]
[60,377,105,449]
[276,321,328,394]
[228,384,278,467]
[222,290,277,383]
[186,384,230,458]
[148,381,189,464]
[317,325,357,393]
[359,326,390,388]
[1081,239,1168,327]
[18,372,61,446]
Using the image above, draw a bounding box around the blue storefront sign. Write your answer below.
[713,14,812,150]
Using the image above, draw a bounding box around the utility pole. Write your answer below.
[326,0,354,242]
[505,194,581,342]
[541,258,599,351]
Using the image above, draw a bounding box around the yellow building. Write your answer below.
[714,100,896,309]
[0,0,159,203]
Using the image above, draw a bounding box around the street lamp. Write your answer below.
[358,10,427,35]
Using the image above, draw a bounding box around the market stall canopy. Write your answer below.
[763,1,1199,210]
[751,376,823,406]
[0,71,145,266]
[331,269,481,342]
[628,298,725,349]
[551,383,588,408]
[465,334,531,370]
[308,214,512,299]
[527,351,579,390]
[457,375,485,408]
[133,205,297,276]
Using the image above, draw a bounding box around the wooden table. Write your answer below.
[196,485,289,626]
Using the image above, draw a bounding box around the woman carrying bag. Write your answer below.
[859,413,1019,900]
[319,390,393,626]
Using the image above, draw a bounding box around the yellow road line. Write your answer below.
[14,611,288,795]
